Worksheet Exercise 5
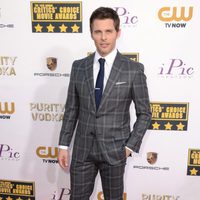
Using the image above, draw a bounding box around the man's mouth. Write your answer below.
[100,43,109,48]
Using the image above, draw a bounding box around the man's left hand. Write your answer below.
[125,148,132,158]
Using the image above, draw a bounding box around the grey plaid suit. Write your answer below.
[59,51,151,199]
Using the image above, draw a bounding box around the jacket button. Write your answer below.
[90,132,94,136]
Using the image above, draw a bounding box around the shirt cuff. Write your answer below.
[59,145,69,150]
[125,146,133,153]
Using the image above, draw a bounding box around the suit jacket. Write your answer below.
[59,51,151,165]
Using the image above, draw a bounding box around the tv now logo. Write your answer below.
[158,7,193,22]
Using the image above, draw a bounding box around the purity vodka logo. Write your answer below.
[0,56,17,76]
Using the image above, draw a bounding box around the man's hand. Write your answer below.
[125,148,132,158]
[58,149,70,170]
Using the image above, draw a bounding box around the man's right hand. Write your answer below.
[58,149,70,171]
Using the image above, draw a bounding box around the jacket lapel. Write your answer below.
[98,52,123,111]
[84,53,96,111]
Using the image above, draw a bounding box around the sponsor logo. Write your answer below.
[97,191,127,200]
[133,165,169,171]
[0,144,20,161]
[142,193,180,200]
[0,56,17,76]
[149,102,189,131]
[147,152,157,165]
[133,152,170,171]
[0,8,14,29]
[51,188,71,200]
[187,149,200,176]
[113,7,138,27]
[30,102,64,122]
[0,24,14,28]
[158,58,194,78]
[47,57,57,71]
[122,52,139,62]
[36,146,58,164]
[0,179,35,200]
[158,6,193,28]
[34,57,69,77]
[0,102,15,120]
[30,1,82,33]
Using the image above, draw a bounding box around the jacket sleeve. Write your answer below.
[126,62,152,153]
[58,61,79,147]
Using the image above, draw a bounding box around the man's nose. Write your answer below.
[101,32,107,40]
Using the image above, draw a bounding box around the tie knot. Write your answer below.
[98,58,105,66]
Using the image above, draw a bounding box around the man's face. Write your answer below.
[91,19,121,57]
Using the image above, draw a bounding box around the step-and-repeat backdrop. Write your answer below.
[1,0,200,199]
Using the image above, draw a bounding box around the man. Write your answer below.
[58,7,151,200]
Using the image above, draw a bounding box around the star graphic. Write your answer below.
[71,24,80,32]
[6,197,13,200]
[164,122,173,130]
[176,122,185,131]
[47,24,55,32]
[152,122,160,130]
[16,197,22,200]
[59,24,68,32]
[34,23,43,32]
[190,167,198,175]
[0,197,3,200]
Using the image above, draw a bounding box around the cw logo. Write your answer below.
[0,102,15,114]
[158,7,193,22]
[36,146,58,158]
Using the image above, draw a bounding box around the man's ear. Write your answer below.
[117,29,121,38]
[90,31,94,40]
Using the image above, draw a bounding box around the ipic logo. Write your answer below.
[0,144,20,161]
[36,146,58,164]
[113,7,138,26]
[158,59,194,78]
[158,7,193,28]
[0,102,15,119]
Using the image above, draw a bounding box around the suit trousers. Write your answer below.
[70,136,126,200]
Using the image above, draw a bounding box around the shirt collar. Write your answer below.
[94,48,117,66]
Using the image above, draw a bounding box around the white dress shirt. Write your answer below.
[93,48,117,91]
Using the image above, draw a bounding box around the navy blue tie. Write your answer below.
[95,58,105,109]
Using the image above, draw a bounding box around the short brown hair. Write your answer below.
[90,7,120,32]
